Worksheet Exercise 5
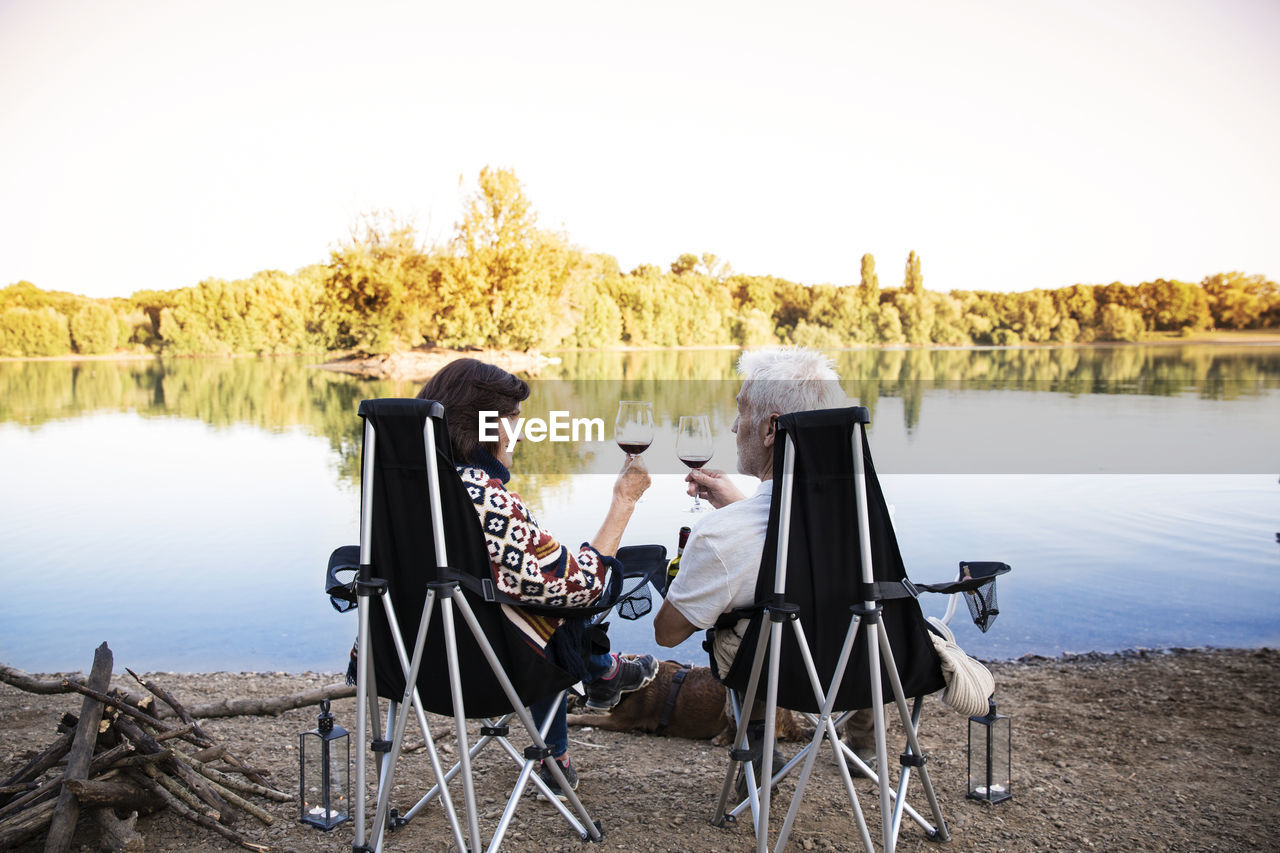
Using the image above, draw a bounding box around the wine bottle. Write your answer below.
[666,525,692,588]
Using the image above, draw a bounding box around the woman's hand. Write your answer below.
[684,467,746,509]
[591,456,651,556]
[613,454,651,505]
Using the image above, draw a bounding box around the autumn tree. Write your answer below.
[1137,279,1210,332]
[860,253,880,302]
[954,291,995,344]
[772,279,812,340]
[1010,290,1060,343]
[0,305,72,356]
[577,287,624,343]
[1096,303,1144,341]
[319,216,432,353]
[894,291,935,344]
[875,302,905,344]
[698,253,730,279]
[1097,282,1139,312]
[807,284,866,342]
[1055,284,1099,329]
[929,292,970,345]
[733,276,778,319]
[904,250,923,295]
[435,167,578,350]
[670,254,698,276]
[1201,272,1276,330]
[69,302,119,354]
[546,252,622,347]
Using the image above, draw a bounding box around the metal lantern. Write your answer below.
[300,699,350,829]
[967,698,1011,804]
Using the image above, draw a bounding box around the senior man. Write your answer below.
[652,347,877,759]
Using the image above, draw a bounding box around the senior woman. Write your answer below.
[416,358,658,800]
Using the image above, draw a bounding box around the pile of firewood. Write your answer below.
[0,643,294,852]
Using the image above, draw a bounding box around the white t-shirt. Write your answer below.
[666,480,772,630]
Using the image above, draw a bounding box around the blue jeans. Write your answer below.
[530,652,614,759]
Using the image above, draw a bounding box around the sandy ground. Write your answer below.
[2,647,1276,852]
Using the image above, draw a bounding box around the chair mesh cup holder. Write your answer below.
[616,584,652,620]
[956,561,1010,633]
[964,579,999,632]
[919,561,1011,634]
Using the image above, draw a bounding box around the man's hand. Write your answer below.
[684,468,746,509]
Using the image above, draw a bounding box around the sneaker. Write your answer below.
[583,654,658,711]
[537,757,578,801]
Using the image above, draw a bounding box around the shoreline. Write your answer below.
[3,331,1278,367]
[314,346,558,382]
[3,647,1275,852]
[10,643,1265,681]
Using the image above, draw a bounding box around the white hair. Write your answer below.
[736,347,848,428]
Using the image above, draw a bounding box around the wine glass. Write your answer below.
[675,415,714,512]
[615,401,654,457]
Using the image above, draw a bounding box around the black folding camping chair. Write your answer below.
[325,398,666,853]
[711,407,1010,852]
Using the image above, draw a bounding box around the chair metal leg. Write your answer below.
[487,695,587,852]
[365,591,467,853]
[713,619,771,829]
[407,711,568,825]
[385,596,469,850]
[353,419,381,852]
[713,690,744,826]
[353,582,380,849]
[775,616,873,853]
[370,588,602,852]
[862,619,897,853]
[449,589,602,844]
[374,695,389,781]
[834,736,934,834]
[439,596,484,852]
[757,615,785,853]
[409,713,511,816]
[371,590,436,841]
[877,623,949,844]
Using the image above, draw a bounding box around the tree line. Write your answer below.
[2,167,1277,358]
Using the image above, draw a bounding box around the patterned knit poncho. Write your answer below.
[457,458,619,659]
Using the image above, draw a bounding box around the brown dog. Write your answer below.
[566,659,808,742]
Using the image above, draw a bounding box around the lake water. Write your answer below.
[1,345,1278,674]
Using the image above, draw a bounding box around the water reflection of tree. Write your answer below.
[1,346,1276,488]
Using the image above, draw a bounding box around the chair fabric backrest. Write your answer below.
[721,407,946,713]
[359,398,575,717]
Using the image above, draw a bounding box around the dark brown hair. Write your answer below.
[416,358,530,464]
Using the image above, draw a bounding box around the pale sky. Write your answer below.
[2,0,1278,299]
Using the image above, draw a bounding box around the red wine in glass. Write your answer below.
[619,440,655,455]
[619,441,653,456]
[676,415,714,511]
[615,401,654,458]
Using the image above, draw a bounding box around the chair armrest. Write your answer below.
[616,544,668,583]
[325,545,361,611]
[916,561,1010,596]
